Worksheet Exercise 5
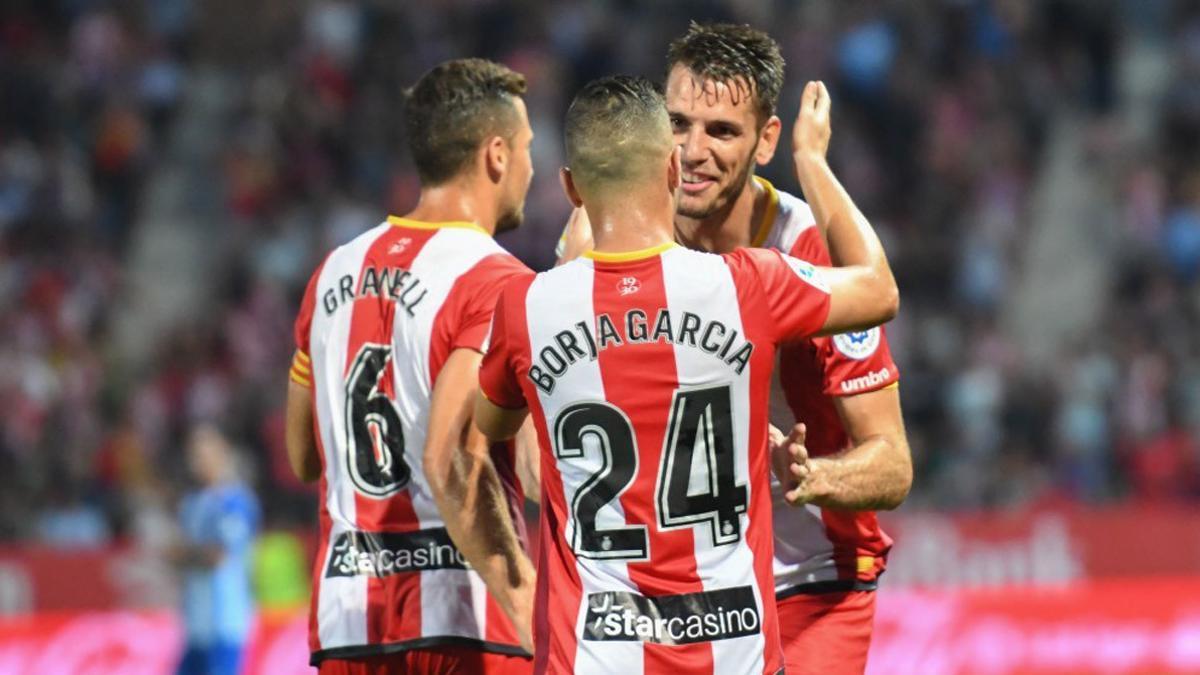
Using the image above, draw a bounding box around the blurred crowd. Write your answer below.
[2,0,1199,548]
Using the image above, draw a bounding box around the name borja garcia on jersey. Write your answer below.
[529,307,756,394]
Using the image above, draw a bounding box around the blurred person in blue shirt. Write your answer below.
[172,423,261,675]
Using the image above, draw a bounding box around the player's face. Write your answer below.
[497,97,534,234]
[666,65,763,220]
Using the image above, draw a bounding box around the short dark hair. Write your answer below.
[666,22,785,124]
[403,58,527,185]
[564,75,672,194]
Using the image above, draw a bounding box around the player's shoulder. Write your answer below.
[757,178,818,255]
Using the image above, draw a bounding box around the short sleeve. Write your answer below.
[727,247,831,344]
[451,253,533,353]
[478,282,529,410]
[290,258,327,388]
[816,326,900,397]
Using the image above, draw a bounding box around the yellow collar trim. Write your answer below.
[583,241,679,262]
[750,175,780,248]
[387,216,489,236]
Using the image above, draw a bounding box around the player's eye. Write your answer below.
[708,124,738,139]
[670,115,688,133]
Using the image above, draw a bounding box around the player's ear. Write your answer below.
[484,136,508,183]
[667,145,682,193]
[559,167,584,208]
[755,115,782,166]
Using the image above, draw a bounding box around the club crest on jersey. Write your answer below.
[617,276,641,296]
[833,328,881,360]
[388,237,412,256]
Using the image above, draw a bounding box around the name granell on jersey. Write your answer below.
[322,266,428,317]
[529,308,755,394]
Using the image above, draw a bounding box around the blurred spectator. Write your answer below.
[172,424,260,675]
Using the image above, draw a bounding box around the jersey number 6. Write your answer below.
[344,343,411,498]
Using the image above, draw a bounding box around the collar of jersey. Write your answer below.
[387,215,488,236]
[583,241,679,263]
[750,175,780,248]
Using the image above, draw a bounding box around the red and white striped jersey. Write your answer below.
[479,242,832,675]
[754,177,900,593]
[290,217,532,664]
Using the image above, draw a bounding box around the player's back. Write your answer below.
[291,217,530,663]
[482,242,831,674]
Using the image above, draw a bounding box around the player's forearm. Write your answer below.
[803,435,912,511]
[430,436,535,638]
[515,420,541,504]
[794,153,891,277]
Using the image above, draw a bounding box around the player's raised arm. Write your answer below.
[792,81,899,335]
[423,347,535,652]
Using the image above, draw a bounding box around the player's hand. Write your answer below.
[555,206,594,265]
[770,423,810,497]
[792,81,832,165]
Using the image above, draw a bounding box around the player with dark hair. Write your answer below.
[285,58,536,675]
[479,74,897,675]
[557,23,914,675]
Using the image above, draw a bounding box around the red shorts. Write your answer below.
[776,589,875,675]
[318,646,533,675]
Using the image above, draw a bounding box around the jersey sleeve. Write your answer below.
[290,258,327,388]
[727,247,832,344]
[478,280,529,410]
[816,326,900,397]
[451,253,533,354]
[783,229,900,396]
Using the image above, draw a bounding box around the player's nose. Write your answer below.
[678,128,709,164]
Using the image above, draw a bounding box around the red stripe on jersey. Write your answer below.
[730,271,785,672]
[342,225,437,644]
[591,257,714,674]
[493,275,583,675]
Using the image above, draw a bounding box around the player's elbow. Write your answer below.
[292,460,321,484]
[876,439,912,511]
[285,440,321,483]
[874,274,899,325]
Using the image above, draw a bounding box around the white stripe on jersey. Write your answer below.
[525,263,645,674]
[312,222,389,650]
[660,248,765,675]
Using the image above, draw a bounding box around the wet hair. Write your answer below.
[666,21,785,124]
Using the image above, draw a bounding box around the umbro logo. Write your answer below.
[389,238,412,255]
[617,276,641,296]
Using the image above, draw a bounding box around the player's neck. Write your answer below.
[587,195,675,256]
[673,176,764,254]
[403,181,498,235]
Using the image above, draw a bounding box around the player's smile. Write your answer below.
[680,170,718,194]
